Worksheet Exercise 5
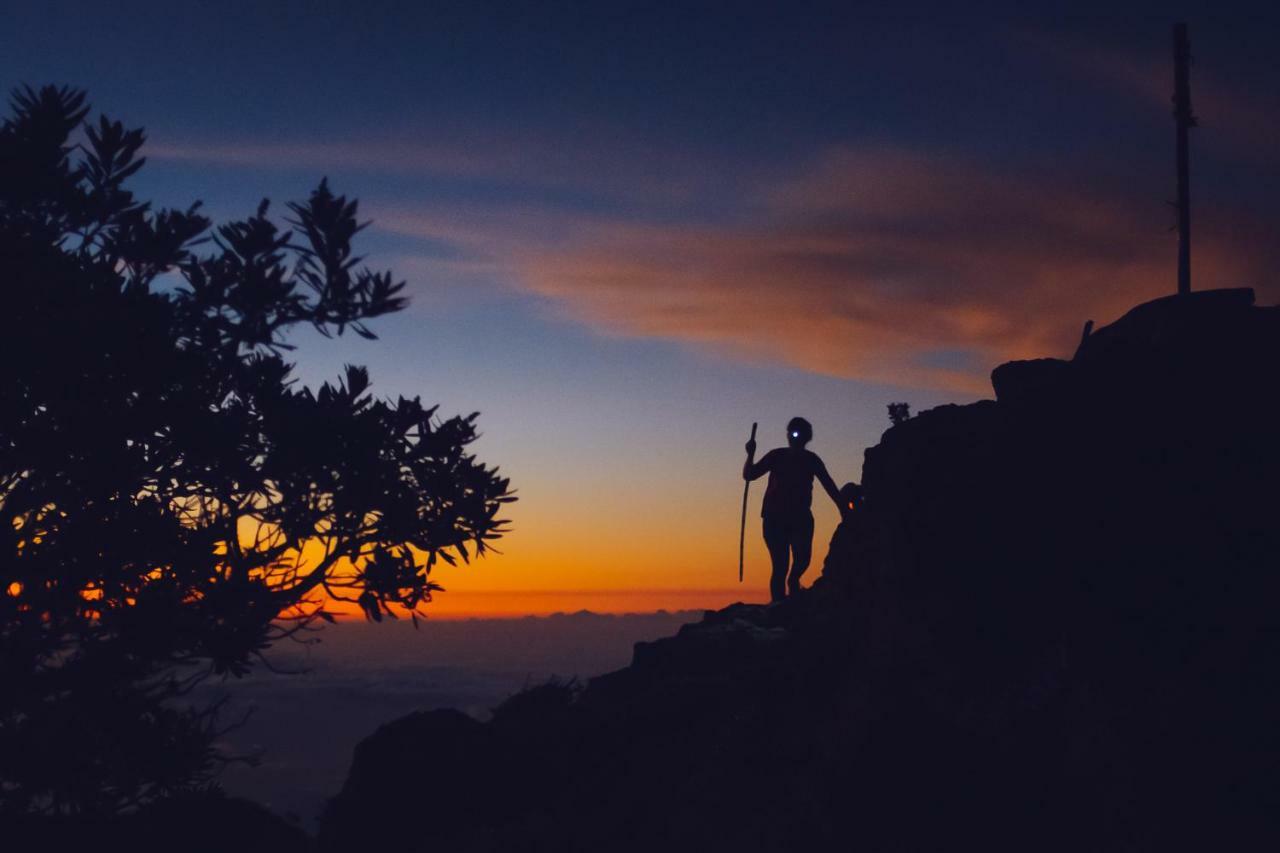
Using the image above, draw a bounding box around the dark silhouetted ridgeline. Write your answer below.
[317,289,1280,852]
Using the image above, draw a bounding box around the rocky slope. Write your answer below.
[319,289,1280,852]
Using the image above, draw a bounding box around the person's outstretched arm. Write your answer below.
[744,447,774,481]
[813,454,842,508]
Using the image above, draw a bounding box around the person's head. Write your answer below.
[839,482,863,513]
[786,417,813,448]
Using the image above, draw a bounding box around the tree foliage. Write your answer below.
[0,85,514,814]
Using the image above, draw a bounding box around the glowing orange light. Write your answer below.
[6,581,20,597]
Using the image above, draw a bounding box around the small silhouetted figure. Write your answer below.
[743,417,843,601]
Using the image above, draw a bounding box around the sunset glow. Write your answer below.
[6,5,1278,619]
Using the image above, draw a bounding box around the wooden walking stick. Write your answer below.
[739,422,757,583]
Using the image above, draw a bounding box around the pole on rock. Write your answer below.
[1173,22,1195,296]
[739,422,757,583]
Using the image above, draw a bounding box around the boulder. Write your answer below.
[990,357,1071,403]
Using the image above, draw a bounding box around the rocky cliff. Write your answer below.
[319,289,1280,852]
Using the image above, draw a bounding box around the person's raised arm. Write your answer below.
[744,446,773,481]
[813,454,842,508]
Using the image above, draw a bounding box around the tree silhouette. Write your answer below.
[0,85,514,815]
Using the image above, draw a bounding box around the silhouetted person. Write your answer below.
[743,417,842,601]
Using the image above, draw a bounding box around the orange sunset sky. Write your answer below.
[10,5,1280,618]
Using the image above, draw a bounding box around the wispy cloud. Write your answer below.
[146,140,489,175]
[146,128,762,209]
[152,125,1278,393]
[374,146,1278,391]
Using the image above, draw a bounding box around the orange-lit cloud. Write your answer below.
[377,147,1279,391]
[151,126,1280,396]
[150,107,1280,394]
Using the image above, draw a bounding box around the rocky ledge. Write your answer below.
[319,289,1280,852]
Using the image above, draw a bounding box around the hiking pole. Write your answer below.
[739,422,757,583]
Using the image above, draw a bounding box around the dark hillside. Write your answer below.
[321,289,1280,852]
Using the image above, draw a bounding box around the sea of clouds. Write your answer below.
[192,611,699,828]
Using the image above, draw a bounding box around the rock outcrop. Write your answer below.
[319,289,1280,852]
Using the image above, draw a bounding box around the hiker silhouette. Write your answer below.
[743,417,843,601]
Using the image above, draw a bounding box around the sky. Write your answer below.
[5,1,1280,616]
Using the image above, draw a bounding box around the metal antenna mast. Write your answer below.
[1173,22,1196,295]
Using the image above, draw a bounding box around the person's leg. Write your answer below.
[787,512,815,595]
[762,515,789,603]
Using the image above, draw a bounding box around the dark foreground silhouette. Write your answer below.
[0,85,513,823]
[317,289,1280,852]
